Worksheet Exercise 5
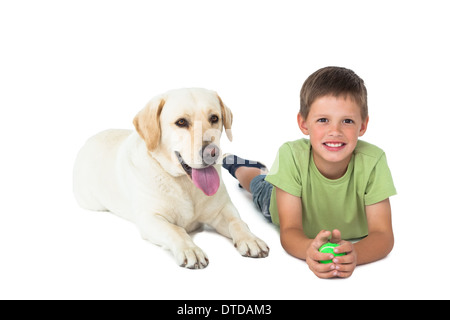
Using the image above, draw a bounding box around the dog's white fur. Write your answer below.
[73,88,269,268]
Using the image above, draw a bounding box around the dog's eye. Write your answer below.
[175,118,189,128]
[210,115,219,124]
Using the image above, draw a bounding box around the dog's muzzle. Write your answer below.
[201,144,220,166]
[174,144,221,196]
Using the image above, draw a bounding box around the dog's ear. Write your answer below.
[133,96,166,151]
[217,94,233,141]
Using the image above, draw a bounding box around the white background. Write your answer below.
[1,0,449,300]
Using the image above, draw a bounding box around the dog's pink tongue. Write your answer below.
[191,166,220,196]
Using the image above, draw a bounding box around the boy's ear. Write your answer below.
[359,116,369,137]
[297,113,309,135]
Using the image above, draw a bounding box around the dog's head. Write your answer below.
[133,88,233,196]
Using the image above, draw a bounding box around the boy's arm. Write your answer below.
[276,187,312,259]
[277,187,309,259]
[353,198,394,265]
[278,186,394,257]
[277,187,338,278]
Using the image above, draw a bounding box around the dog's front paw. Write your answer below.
[175,246,209,269]
[234,237,269,258]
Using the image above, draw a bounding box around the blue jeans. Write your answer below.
[249,175,273,222]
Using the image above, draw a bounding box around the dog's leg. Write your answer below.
[137,213,209,269]
[210,203,269,258]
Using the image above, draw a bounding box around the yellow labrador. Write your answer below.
[73,88,269,269]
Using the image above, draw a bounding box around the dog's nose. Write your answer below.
[201,144,220,166]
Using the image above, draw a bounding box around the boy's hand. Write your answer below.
[330,229,357,278]
[306,229,357,279]
[306,230,337,279]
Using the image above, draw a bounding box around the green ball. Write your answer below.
[319,243,346,264]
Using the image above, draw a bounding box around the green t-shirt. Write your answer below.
[265,139,397,240]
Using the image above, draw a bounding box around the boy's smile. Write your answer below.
[298,95,369,179]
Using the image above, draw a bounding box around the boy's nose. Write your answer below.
[328,123,343,136]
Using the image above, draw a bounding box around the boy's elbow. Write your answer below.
[387,233,395,256]
[379,231,395,259]
[279,232,291,253]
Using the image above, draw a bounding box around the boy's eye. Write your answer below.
[343,119,354,124]
[317,118,328,123]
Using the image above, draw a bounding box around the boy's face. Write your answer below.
[298,95,369,177]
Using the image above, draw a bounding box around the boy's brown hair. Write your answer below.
[300,66,368,120]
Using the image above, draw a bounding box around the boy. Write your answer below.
[222,66,396,278]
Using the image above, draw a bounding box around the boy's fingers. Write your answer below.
[333,250,355,265]
[334,241,352,254]
[313,268,339,279]
[312,230,331,250]
[336,270,354,278]
[330,229,342,244]
[311,250,335,263]
[307,258,337,277]
[334,261,354,272]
